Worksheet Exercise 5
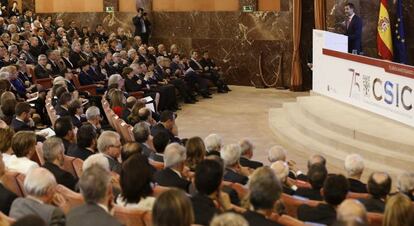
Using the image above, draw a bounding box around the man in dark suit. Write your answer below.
[97,131,122,174]
[151,111,180,143]
[66,165,122,226]
[42,137,78,191]
[54,117,76,154]
[154,143,190,192]
[10,102,35,132]
[132,8,151,45]
[344,3,363,54]
[29,37,41,59]
[133,122,156,158]
[344,154,367,193]
[243,167,283,226]
[222,144,249,185]
[149,131,170,163]
[298,174,349,225]
[295,164,327,201]
[19,40,36,65]
[296,154,327,181]
[67,124,97,160]
[359,172,391,213]
[0,153,18,215]
[34,54,53,79]
[239,139,263,169]
[55,92,72,117]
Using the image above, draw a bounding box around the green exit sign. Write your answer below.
[243,5,254,12]
[106,6,114,12]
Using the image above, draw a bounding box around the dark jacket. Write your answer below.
[67,145,94,161]
[191,193,220,226]
[348,178,367,193]
[10,117,34,132]
[297,203,336,225]
[223,168,248,185]
[154,168,190,192]
[345,14,363,53]
[295,187,323,201]
[239,157,263,169]
[0,183,18,215]
[42,162,78,191]
[359,198,385,213]
[34,64,53,79]
[243,210,282,226]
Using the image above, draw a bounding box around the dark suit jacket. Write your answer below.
[191,193,220,226]
[10,117,34,132]
[42,162,78,191]
[348,178,367,193]
[154,168,190,192]
[34,64,53,79]
[29,45,41,59]
[79,71,96,86]
[106,155,122,174]
[66,203,122,226]
[223,168,248,185]
[0,183,17,215]
[359,198,385,213]
[297,203,336,225]
[295,187,323,201]
[55,105,70,117]
[149,152,164,163]
[21,50,36,64]
[67,145,94,161]
[345,14,363,53]
[151,123,179,144]
[139,143,154,158]
[243,210,282,226]
[297,173,308,181]
[61,138,75,155]
[239,157,263,169]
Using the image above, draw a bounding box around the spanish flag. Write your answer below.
[377,0,393,60]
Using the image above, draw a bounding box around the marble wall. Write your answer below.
[326,0,414,65]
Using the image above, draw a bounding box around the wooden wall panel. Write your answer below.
[35,0,104,13]
[258,0,281,11]
[119,0,137,12]
[153,0,239,11]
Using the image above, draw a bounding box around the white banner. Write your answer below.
[313,30,414,127]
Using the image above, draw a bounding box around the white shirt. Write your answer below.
[98,203,109,213]
[115,196,156,211]
[6,156,39,174]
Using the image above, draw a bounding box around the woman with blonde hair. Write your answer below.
[383,193,414,226]
[185,136,206,171]
[110,89,126,117]
[152,189,194,226]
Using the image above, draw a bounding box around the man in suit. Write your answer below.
[359,172,391,213]
[296,154,327,181]
[10,102,35,132]
[239,139,263,169]
[221,144,249,185]
[29,37,41,60]
[66,165,122,226]
[154,143,191,192]
[97,131,122,174]
[295,164,327,201]
[55,92,72,117]
[344,3,363,54]
[54,117,76,153]
[42,137,78,191]
[0,153,18,215]
[151,110,180,143]
[9,168,66,226]
[85,106,103,136]
[344,154,367,193]
[243,167,283,226]
[192,160,232,225]
[67,124,97,161]
[133,122,155,158]
[19,40,36,65]
[34,54,53,79]
[298,174,349,225]
[132,8,151,45]
[47,50,64,77]
[150,131,170,163]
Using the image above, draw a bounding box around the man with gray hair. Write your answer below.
[85,106,102,134]
[10,168,66,226]
[268,145,287,163]
[271,160,297,195]
[296,154,327,181]
[42,137,78,191]
[397,171,414,201]
[82,153,110,172]
[204,133,222,156]
[154,143,190,192]
[66,165,122,226]
[336,199,368,225]
[34,54,53,79]
[344,153,367,193]
[133,121,155,158]
[221,144,249,185]
[97,131,122,174]
[239,138,263,169]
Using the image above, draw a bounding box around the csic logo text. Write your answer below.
[349,68,413,111]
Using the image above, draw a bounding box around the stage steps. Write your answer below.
[269,95,414,177]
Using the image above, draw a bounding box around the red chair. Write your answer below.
[347,192,371,199]
[2,171,25,197]
[16,173,26,196]
[280,193,321,218]
[29,65,53,89]
[72,74,99,96]
[72,158,83,178]
[55,184,84,210]
[152,185,170,197]
[230,183,249,201]
[367,212,383,226]
[120,121,135,142]
[113,205,152,226]
[277,215,306,226]
[148,159,164,171]
[63,155,82,178]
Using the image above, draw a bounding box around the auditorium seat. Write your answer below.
[72,74,99,96]
[367,212,383,226]
[2,171,25,197]
[152,185,170,197]
[16,173,26,196]
[119,121,135,142]
[63,155,83,178]
[0,211,15,225]
[277,215,306,226]
[148,159,164,170]
[29,65,53,89]
[294,179,311,189]
[347,192,371,199]
[33,142,45,165]
[229,183,249,200]
[280,193,321,218]
[55,184,84,210]
[72,158,83,178]
[113,205,152,226]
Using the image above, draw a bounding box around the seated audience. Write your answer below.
[0,152,17,215]
[54,117,76,153]
[238,138,263,169]
[126,100,145,125]
[243,167,283,226]
[55,92,72,117]
[133,121,155,158]
[152,188,194,226]
[0,127,15,166]
[116,153,155,211]
[344,154,367,193]
[10,102,35,132]
[85,106,102,135]
[383,193,414,226]
[397,171,414,201]
[185,136,206,171]
[82,153,110,172]
[191,159,232,225]
[9,168,66,226]
[154,143,190,191]
[295,163,327,201]
[11,215,47,226]
[151,110,179,143]
[97,131,122,174]
[109,89,127,118]
[120,142,142,162]
[67,124,97,160]
[336,199,368,225]
[296,154,327,181]
[204,133,222,156]
[6,131,38,174]
[67,99,85,128]
[122,95,136,122]
[42,137,78,191]
[210,213,249,226]
[221,144,249,185]
[271,160,296,195]
[150,130,170,163]
[359,172,391,213]
[66,165,122,226]
[298,174,349,225]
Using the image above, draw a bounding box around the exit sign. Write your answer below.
[105,7,114,12]
[243,5,254,12]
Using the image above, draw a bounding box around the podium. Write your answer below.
[311,29,414,128]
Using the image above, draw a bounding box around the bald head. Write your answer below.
[337,199,368,224]
[368,172,391,199]
[308,154,326,169]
